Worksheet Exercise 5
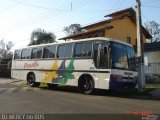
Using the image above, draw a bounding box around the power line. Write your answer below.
[142,5,160,9]
[42,0,123,26]
[71,0,98,10]
[103,0,126,16]
[9,0,97,12]
[0,0,25,14]
[103,0,122,13]
[145,0,160,4]
[72,0,96,6]
[11,0,123,44]
[0,1,17,11]
[5,0,100,34]
[9,0,67,12]
[9,0,131,45]
[115,0,126,10]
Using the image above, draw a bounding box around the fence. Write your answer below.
[145,62,160,75]
[0,58,12,77]
[144,62,160,83]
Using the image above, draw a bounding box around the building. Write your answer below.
[59,7,152,46]
[144,42,160,76]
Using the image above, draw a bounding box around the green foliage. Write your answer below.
[0,39,14,59]
[29,28,56,46]
[63,24,84,36]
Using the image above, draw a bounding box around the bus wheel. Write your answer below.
[47,83,58,89]
[27,74,40,87]
[79,76,94,94]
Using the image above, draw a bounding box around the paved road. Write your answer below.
[0,78,159,115]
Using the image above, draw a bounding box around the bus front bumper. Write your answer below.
[109,75,137,90]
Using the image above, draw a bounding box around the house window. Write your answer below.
[126,37,131,44]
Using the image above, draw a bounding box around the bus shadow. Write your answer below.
[39,86,160,101]
[40,85,79,94]
[93,88,160,101]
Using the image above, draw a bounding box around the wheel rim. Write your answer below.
[28,76,34,85]
[84,82,90,90]
[83,78,91,91]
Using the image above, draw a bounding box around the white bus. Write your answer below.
[11,37,137,94]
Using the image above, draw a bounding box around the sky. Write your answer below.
[0,0,160,50]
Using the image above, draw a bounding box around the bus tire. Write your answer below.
[27,73,40,87]
[78,75,94,94]
[47,83,58,89]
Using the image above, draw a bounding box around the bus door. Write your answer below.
[94,41,110,69]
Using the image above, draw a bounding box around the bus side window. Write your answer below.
[83,41,92,57]
[64,44,72,58]
[57,45,65,58]
[14,50,21,59]
[49,46,56,58]
[43,46,56,59]
[31,47,42,59]
[93,43,98,68]
[31,48,37,59]
[37,47,42,58]
[43,47,50,58]
[21,49,31,59]
[74,43,83,58]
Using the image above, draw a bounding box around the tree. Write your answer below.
[29,28,56,46]
[0,39,14,59]
[63,24,84,36]
[144,21,160,42]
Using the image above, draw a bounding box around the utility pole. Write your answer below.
[136,0,145,92]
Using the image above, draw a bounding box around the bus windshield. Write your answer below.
[110,42,136,70]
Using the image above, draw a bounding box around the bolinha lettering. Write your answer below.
[24,62,39,69]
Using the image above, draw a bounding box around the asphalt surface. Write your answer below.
[0,78,159,115]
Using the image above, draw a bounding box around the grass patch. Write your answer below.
[22,81,48,88]
[146,83,160,89]
[106,84,160,97]
[40,83,48,87]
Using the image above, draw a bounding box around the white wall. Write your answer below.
[144,51,160,75]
